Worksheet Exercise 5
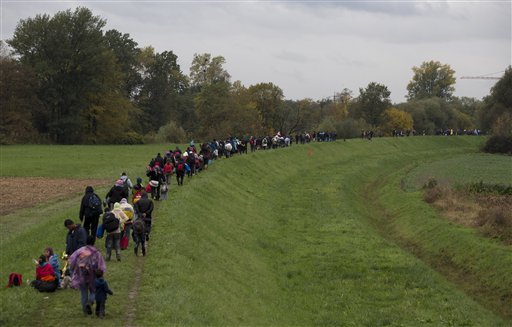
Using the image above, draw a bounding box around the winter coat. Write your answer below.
[66,224,87,255]
[79,186,102,219]
[134,194,154,220]
[95,278,113,302]
[36,262,55,282]
[106,185,128,205]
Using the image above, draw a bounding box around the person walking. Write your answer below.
[68,236,106,316]
[79,186,103,237]
[95,270,113,319]
[134,192,154,241]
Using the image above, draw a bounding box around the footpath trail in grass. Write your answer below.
[0,137,510,326]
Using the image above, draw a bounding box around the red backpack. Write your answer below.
[6,273,22,288]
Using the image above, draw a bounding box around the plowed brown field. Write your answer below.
[0,177,110,215]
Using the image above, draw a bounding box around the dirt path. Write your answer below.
[125,257,144,327]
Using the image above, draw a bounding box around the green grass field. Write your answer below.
[1,137,511,326]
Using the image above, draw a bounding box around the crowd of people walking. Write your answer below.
[28,130,336,317]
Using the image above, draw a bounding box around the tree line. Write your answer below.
[1,7,510,148]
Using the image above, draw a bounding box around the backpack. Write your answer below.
[88,194,103,215]
[133,219,145,235]
[177,163,184,172]
[6,273,22,288]
[102,212,120,233]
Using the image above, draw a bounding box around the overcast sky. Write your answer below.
[1,0,510,103]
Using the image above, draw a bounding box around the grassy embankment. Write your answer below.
[0,137,510,326]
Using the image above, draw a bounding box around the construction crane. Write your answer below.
[460,70,504,80]
[460,76,500,80]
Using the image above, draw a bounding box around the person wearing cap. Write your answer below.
[134,192,154,241]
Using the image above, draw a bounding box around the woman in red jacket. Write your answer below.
[31,255,58,292]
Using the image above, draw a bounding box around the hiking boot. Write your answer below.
[134,247,138,256]
[142,247,146,256]
[86,304,92,315]
[116,254,121,261]
[146,234,149,241]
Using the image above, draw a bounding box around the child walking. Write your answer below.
[95,270,113,318]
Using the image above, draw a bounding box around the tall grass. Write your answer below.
[0,137,510,326]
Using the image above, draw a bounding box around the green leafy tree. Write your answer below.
[0,47,41,144]
[104,29,142,98]
[8,7,136,143]
[351,82,391,126]
[137,50,189,134]
[480,66,512,153]
[190,53,231,88]
[407,60,456,100]
[248,82,284,133]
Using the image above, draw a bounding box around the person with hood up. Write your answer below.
[105,180,129,209]
[134,192,154,241]
[105,203,129,261]
[79,186,103,237]
[68,236,106,316]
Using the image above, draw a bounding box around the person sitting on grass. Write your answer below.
[44,247,61,287]
[31,254,58,292]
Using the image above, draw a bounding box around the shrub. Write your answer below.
[336,118,369,139]
[422,186,443,203]
[465,181,512,195]
[482,135,512,154]
[475,207,512,242]
[113,132,144,145]
[155,121,187,143]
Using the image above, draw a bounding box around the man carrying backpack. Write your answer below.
[79,186,103,237]
[134,192,154,241]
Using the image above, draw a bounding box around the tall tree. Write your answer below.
[248,82,284,133]
[0,47,41,144]
[480,66,512,136]
[189,53,231,88]
[351,82,391,126]
[407,60,456,100]
[137,50,188,133]
[104,29,142,98]
[8,7,135,143]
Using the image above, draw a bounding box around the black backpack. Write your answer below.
[102,212,120,233]
[133,219,145,235]
[88,194,103,215]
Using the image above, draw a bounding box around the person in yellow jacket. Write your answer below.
[105,203,128,261]
[119,198,134,248]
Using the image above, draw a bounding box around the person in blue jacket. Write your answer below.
[95,270,113,318]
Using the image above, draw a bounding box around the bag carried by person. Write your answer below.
[96,224,105,238]
[103,212,120,233]
[88,193,103,215]
[6,273,22,288]
[120,234,129,250]
[133,219,145,236]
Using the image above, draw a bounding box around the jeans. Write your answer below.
[80,284,95,313]
[105,232,121,259]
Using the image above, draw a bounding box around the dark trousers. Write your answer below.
[96,300,106,317]
[83,214,100,237]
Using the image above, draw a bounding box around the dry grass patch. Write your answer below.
[423,185,512,244]
[0,176,110,216]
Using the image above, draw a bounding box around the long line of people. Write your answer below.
[27,130,333,317]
